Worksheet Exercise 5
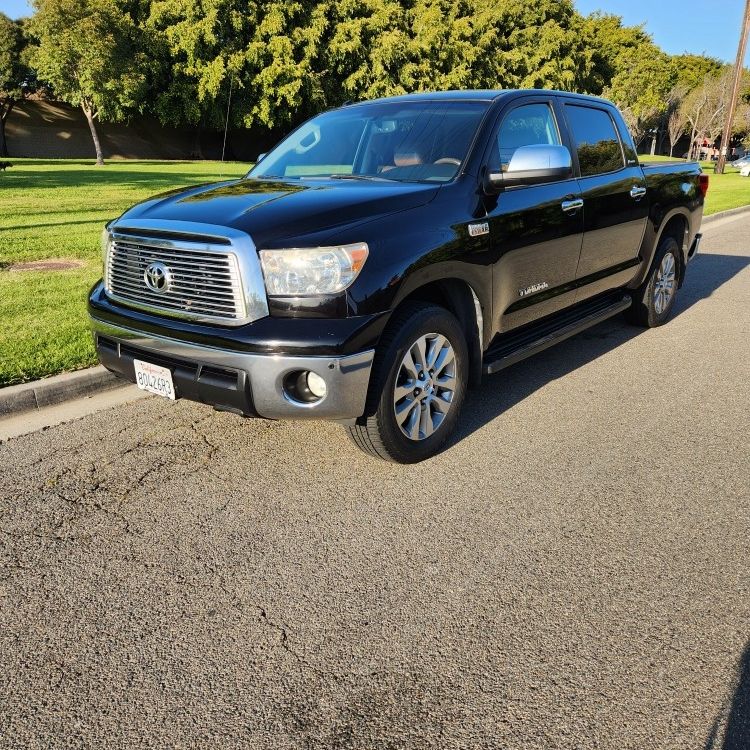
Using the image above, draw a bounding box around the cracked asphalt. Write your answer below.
[1,214,749,749]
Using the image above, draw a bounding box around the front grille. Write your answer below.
[105,236,246,323]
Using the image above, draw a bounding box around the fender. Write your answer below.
[391,260,492,350]
[629,205,695,289]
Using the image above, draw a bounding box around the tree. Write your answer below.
[0,13,30,157]
[578,12,654,95]
[28,0,148,165]
[672,53,724,91]
[603,46,676,146]
[466,0,594,92]
[667,104,688,157]
[681,68,733,160]
[574,12,680,145]
[146,0,329,153]
[146,0,253,137]
[664,84,688,156]
[730,72,750,151]
[704,68,734,149]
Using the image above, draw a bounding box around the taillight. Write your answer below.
[699,174,709,197]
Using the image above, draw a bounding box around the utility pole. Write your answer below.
[717,0,750,173]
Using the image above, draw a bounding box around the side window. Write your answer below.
[494,103,561,172]
[565,105,625,176]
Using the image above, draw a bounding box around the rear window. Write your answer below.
[565,105,624,177]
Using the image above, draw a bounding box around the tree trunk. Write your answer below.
[0,117,8,159]
[0,100,14,158]
[669,143,674,157]
[82,104,105,166]
[687,118,698,161]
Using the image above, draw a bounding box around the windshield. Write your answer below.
[249,100,489,184]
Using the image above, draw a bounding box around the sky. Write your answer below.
[2,0,748,65]
[574,0,750,63]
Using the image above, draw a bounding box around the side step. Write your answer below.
[483,294,632,375]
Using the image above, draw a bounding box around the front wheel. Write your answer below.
[346,302,468,463]
[626,236,680,327]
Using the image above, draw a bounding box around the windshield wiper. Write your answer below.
[327,173,392,182]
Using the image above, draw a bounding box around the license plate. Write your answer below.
[133,359,175,400]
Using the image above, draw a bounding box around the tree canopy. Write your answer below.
[8,0,749,161]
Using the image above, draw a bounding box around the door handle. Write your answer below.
[561,198,584,213]
[630,185,647,200]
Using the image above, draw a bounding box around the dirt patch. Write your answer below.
[6,259,86,272]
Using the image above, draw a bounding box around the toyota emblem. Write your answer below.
[144,261,171,293]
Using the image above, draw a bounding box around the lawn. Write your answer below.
[0,159,249,386]
[1,155,749,387]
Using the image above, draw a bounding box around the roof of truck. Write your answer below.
[345,89,614,106]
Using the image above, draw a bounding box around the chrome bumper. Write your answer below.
[90,317,374,421]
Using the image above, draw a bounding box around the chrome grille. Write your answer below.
[106,236,247,323]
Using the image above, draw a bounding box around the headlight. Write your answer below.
[259,242,368,296]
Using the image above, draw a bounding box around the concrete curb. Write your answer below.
[702,204,750,225]
[0,366,124,418]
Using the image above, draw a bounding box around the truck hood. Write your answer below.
[117,177,441,246]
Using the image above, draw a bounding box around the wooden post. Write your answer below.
[716,0,750,173]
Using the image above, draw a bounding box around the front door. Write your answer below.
[483,99,584,333]
[561,102,649,300]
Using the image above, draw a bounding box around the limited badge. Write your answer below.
[519,281,549,297]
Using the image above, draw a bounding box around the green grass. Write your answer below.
[0,159,248,386]
[2,154,750,387]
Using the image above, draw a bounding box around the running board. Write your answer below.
[483,294,632,375]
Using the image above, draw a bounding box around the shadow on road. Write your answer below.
[672,252,750,317]
[705,640,750,750]
[453,251,749,443]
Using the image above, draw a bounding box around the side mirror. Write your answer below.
[486,144,573,191]
[256,152,267,163]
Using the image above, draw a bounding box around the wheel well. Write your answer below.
[659,215,688,284]
[394,279,483,387]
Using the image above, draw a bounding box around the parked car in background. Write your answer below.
[90,90,707,462]
[730,156,750,170]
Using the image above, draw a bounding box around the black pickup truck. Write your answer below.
[89,90,706,462]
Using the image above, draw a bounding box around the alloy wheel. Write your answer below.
[653,251,676,315]
[393,333,457,441]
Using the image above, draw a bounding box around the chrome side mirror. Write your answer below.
[486,144,573,190]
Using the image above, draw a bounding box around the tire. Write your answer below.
[626,235,681,327]
[346,302,468,463]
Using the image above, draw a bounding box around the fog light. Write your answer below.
[306,371,327,398]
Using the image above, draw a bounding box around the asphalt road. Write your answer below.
[1,214,749,749]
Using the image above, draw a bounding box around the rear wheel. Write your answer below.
[346,302,468,463]
[626,236,680,327]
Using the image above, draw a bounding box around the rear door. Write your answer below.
[561,101,648,300]
[483,97,584,333]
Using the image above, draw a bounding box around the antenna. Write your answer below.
[220,73,233,179]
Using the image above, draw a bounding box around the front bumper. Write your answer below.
[91,317,374,421]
